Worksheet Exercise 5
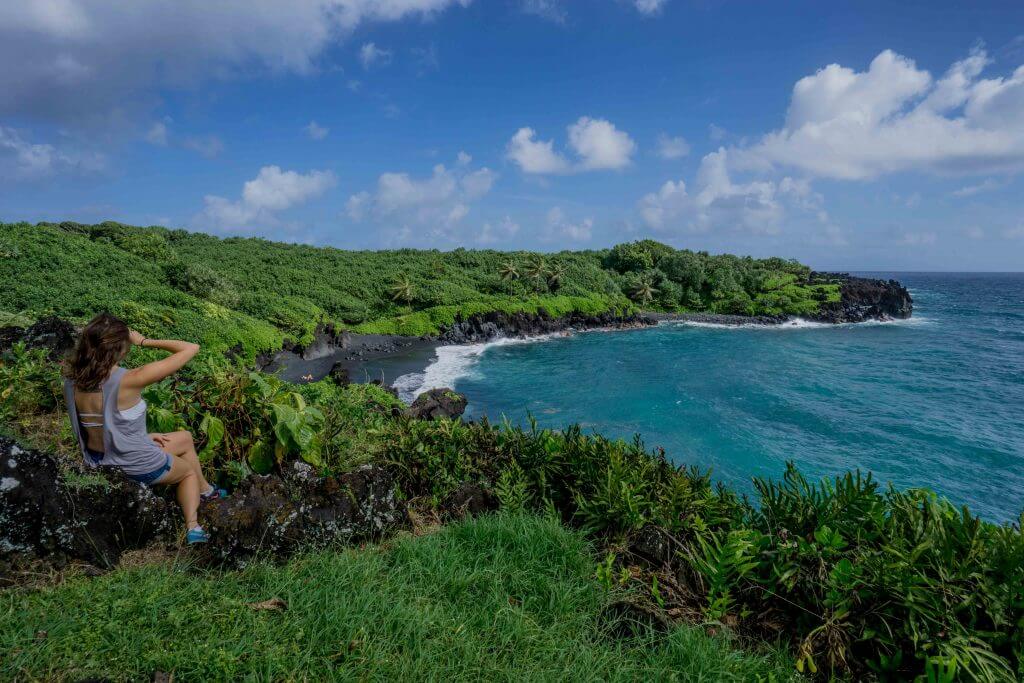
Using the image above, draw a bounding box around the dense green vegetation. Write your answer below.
[3,344,1022,680]
[3,220,1019,680]
[0,221,838,354]
[0,513,795,681]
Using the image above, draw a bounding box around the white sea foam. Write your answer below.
[392,334,555,402]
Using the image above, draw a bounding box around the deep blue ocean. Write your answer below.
[398,274,1024,523]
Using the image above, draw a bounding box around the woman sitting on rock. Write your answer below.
[63,313,224,544]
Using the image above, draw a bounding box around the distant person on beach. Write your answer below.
[62,313,224,544]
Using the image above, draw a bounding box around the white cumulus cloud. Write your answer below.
[734,48,1024,180]
[638,149,823,235]
[507,117,635,174]
[568,116,636,170]
[199,165,336,230]
[506,128,571,174]
[346,156,497,242]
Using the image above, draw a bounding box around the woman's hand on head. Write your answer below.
[128,329,146,346]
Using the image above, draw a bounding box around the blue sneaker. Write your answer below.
[186,527,210,544]
[201,486,228,501]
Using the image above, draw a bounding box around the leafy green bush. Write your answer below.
[165,262,240,308]
[0,344,62,423]
[140,357,400,477]
[381,416,1024,680]
[114,230,175,262]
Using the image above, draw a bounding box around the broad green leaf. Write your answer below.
[247,440,274,475]
[201,413,226,448]
[299,436,324,467]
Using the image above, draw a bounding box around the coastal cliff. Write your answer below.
[437,309,656,344]
[806,273,913,323]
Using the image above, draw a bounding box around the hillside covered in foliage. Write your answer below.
[0,221,1019,680]
[0,221,838,355]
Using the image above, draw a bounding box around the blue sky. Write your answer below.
[2,0,1023,270]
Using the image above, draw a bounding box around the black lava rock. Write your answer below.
[0,316,78,360]
[404,388,469,420]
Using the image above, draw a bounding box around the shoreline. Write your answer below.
[260,273,914,392]
[267,311,817,392]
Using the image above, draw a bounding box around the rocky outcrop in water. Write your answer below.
[0,316,78,360]
[438,309,656,344]
[808,273,913,323]
[404,387,469,420]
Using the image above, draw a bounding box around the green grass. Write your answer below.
[0,514,795,682]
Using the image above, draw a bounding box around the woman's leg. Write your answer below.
[151,431,212,491]
[154,456,201,530]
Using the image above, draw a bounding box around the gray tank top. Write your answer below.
[64,367,168,477]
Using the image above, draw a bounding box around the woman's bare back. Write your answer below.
[73,372,144,452]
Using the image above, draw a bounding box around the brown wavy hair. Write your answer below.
[64,313,131,391]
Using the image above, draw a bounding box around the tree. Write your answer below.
[546,262,566,291]
[606,242,654,273]
[660,251,705,292]
[628,275,658,305]
[389,275,414,306]
[524,256,547,291]
[498,259,520,294]
[498,260,519,282]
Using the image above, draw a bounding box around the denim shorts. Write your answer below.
[88,448,172,485]
[129,454,173,485]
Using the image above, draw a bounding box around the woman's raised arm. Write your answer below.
[122,331,200,389]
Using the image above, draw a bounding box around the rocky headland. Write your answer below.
[805,273,913,323]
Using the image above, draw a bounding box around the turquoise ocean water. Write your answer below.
[399,273,1024,523]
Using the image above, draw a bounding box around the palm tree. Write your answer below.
[629,276,658,306]
[545,262,566,291]
[498,259,520,294]
[524,256,547,290]
[499,260,519,282]
[389,275,414,306]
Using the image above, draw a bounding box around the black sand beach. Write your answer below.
[262,333,438,386]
